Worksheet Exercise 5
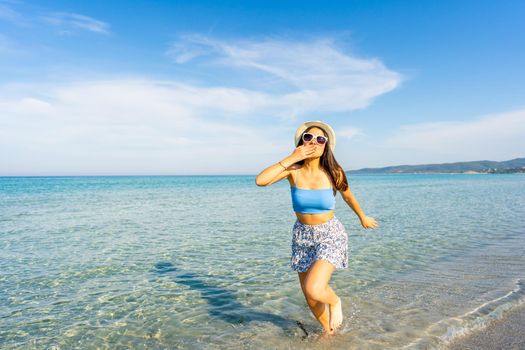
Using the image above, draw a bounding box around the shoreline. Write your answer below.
[447,302,525,349]
[346,172,525,175]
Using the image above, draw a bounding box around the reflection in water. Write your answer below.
[153,261,309,339]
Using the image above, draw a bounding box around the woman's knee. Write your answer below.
[304,280,326,301]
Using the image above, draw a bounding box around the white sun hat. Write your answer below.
[294,120,336,152]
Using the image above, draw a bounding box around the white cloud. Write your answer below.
[42,12,110,34]
[2,77,523,174]
[0,2,108,33]
[166,39,213,64]
[0,79,291,175]
[0,35,405,175]
[338,127,364,140]
[381,108,525,163]
[167,35,403,116]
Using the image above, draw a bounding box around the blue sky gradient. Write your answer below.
[1,0,524,175]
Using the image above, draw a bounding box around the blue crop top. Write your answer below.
[290,187,335,214]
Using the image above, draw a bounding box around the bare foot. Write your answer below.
[320,329,333,338]
[318,303,334,335]
[329,296,343,332]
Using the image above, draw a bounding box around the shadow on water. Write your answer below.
[153,261,309,339]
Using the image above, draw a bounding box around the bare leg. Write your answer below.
[303,260,343,332]
[298,271,333,334]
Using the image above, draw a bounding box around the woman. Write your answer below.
[255,120,379,335]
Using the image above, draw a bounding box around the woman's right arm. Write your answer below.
[255,144,316,186]
[255,155,298,187]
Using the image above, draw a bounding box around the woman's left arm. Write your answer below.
[339,186,379,229]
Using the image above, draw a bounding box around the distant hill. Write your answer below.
[346,157,525,174]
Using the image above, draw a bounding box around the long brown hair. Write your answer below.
[296,126,349,196]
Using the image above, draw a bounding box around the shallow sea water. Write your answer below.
[1,174,524,349]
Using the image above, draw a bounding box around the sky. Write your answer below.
[1,0,524,175]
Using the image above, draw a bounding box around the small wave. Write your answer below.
[402,278,525,349]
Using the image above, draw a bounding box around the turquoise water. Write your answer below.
[1,174,524,349]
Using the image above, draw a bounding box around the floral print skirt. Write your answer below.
[291,216,349,273]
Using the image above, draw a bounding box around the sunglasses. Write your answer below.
[302,132,328,145]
